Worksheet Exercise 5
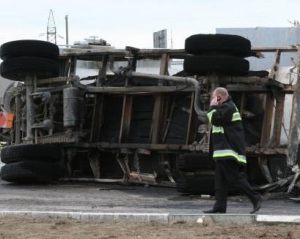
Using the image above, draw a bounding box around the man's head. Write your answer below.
[211,87,229,105]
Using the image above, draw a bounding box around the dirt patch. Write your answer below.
[0,217,299,239]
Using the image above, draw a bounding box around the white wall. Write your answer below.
[0,76,13,99]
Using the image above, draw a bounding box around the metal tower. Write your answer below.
[47,10,57,44]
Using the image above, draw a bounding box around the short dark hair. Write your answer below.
[213,87,229,100]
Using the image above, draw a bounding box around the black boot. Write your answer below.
[250,195,262,214]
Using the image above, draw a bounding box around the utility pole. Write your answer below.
[47,9,57,44]
[65,15,69,46]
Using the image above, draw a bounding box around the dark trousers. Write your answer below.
[213,159,261,211]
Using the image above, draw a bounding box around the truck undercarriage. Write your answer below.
[0,35,300,197]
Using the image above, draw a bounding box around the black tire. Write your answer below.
[247,70,269,78]
[185,34,251,57]
[131,111,153,120]
[176,173,215,195]
[1,144,61,164]
[166,123,187,140]
[0,161,64,183]
[128,126,151,143]
[0,56,60,81]
[176,172,237,195]
[177,153,214,171]
[0,40,59,60]
[172,70,193,77]
[183,55,249,76]
[171,109,189,126]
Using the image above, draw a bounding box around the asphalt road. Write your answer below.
[0,179,299,215]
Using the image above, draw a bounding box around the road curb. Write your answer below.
[256,215,300,223]
[0,211,170,223]
[169,214,256,224]
[0,211,299,224]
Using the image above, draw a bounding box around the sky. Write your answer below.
[0,0,300,49]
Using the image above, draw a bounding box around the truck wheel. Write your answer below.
[247,70,269,77]
[185,34,251,57]
[165,95,190,144]
[183,55,249,76]
[175,172,237,195]
[0,56,59,81]
[176,173,215,195]
[1,144,61,164]
[0,161,64,183]
[177,153,214,171]
[0,40,59,61]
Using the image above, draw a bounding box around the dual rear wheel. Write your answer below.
[183,34,251,77]
[0,40,60,81]
[0,40,63,184]
[1,144,63,183]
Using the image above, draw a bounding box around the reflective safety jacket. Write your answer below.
[207,98,247,165]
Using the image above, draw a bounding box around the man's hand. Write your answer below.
[210,96,220,106]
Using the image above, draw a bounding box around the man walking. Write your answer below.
[204,87,262,214]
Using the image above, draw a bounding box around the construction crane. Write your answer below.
[47,9,57,44]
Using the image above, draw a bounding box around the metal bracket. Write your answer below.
[65,148,77,177]
[116,153,131,181]
[159,155,175,183]
[89,150,101,178]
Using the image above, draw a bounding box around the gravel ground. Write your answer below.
[0,217,300,239]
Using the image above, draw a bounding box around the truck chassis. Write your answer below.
[0,35,300,196]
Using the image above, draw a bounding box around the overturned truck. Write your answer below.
[0,34,299,196]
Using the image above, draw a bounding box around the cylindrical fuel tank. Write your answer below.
[63,88,81,127]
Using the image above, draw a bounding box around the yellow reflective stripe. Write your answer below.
[207,109,216,123]
[213,149,247,164]
[212,125,224,133]
[231,112,241,122]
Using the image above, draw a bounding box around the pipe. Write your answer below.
[111,66,207,121]
[25,74,35,142]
